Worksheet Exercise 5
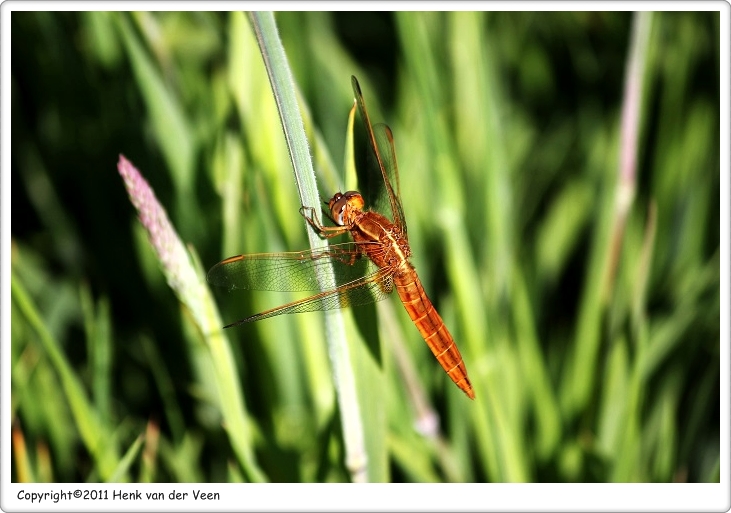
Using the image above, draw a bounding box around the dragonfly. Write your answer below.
[207,76,474,400]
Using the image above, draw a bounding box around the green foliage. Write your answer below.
[10,11,720,483]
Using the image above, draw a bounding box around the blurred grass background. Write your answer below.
[10,11,720,483]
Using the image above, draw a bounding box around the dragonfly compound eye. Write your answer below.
[329,193,349,226]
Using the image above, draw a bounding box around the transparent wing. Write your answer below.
[351,76,407,236]
[207,242,381,292]
[225,266,395,327]
[207,241,396,328]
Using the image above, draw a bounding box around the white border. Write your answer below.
[0,483,727,512]
[0,0,728,11]
[2,3,728,512]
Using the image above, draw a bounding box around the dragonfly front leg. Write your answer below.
[300,206,351,239]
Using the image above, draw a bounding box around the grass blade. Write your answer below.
[249,11,371,483]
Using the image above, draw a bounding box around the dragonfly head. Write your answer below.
[328,191,364,226]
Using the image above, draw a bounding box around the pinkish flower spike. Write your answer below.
[117,155,201,319]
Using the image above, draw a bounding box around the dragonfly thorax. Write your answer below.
[328,191,364,226]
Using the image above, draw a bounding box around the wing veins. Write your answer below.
[224,266,395,328]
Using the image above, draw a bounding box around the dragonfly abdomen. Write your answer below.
[394,272,475,399]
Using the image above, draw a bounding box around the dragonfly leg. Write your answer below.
[300,206,351,238]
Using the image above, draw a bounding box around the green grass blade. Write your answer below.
[249,11,372,482]
[108,434,145,483]
[11,275,118,480]
[117,156,266,482]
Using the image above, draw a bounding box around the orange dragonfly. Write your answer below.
[207,76,474,399]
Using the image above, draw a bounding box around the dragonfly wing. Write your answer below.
[373,122,406,234]
[225,267,395,327]
[207,242,380,293]
[351,76,407,235]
